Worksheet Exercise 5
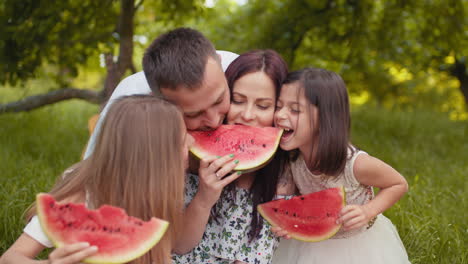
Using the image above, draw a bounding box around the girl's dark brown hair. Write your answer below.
[27,95,186,264]
[285,68,352,176]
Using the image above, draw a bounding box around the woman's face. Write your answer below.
[227,71,276,128]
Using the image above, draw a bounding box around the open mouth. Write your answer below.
[279,127,294,142]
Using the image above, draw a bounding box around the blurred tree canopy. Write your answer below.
[201,0,467,113]
[0,0,467,115]
[0,0,203,112]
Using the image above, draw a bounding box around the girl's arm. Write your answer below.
[0,233,97,264]
[339,154,408,231]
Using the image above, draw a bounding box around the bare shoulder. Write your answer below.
[353,153,404,188]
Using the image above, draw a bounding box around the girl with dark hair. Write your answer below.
[174,50,289,264]
[0,95,192,264]
[271,68,410,263]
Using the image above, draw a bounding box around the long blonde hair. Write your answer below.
[28,95,185,264]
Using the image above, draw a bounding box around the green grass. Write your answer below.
[0,99,98,256]
[0,98,466,263]
[350,105,467,263]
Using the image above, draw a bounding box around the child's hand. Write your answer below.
[48,242,98,264]
[197,154,242,207]
[337,204,374,231]
[271,226,291,239]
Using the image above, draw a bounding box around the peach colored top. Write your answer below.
[290,149,374,238]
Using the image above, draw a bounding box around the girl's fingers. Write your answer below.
[59,246,98,264]
[271,226,283,233]
[342,215,363,229]
[339,208,360,224]
[50,243,90,259]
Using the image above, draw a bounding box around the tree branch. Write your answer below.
[134,0,144,11]
[0,88,101,113]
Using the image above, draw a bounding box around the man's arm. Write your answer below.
[83,72,150,159]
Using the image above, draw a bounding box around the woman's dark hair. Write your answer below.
[225,49,288,100]
[285,67,352,176]
[213,49,288,241]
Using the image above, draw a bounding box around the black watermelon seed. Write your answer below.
[300,197,305,200]
[262,144,266,148]
[250,139,254,144]
[293,213,297,217]
[273,208,278,212]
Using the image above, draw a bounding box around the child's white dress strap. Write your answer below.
[23,215,53,248]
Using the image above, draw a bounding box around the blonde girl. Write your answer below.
[272,68,410,263]
[0,95,192,264]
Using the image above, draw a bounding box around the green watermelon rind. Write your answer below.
[258,186,346,243]
[36,193,169,264]
[190,126,283,171]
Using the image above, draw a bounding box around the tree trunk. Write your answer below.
[451,59,468,109]
[102,0,136,101]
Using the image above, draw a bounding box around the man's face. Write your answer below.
[161,57,230,131]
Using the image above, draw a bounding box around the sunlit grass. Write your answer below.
[351,105,467,264]
[0,97,466,263]
[0,100,98,254]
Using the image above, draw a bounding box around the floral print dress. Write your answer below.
[172,174,280,264]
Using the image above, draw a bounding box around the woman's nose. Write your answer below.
[241,104,255,121]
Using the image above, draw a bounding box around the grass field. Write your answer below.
[0,97,466,263]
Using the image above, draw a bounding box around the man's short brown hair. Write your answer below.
[142,27,218,94]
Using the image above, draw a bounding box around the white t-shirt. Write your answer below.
[83,50,238,159]
[23,50,239,247]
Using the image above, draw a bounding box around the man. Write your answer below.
[83,27,241,254]
[83,28,238,158]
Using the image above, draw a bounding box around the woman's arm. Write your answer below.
[173,155,242,254]
[339,154,408,230]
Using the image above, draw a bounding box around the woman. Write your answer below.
[174,50,288,264]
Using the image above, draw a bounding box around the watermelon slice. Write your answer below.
[189,125,283,171]
[258,187,346,242]
[36,193,169,264]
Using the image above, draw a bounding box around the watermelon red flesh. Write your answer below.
[36,193,169,264]
[189,125,283,171]
[258,187,346,242]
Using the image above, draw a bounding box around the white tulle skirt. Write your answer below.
[272,214,410,264]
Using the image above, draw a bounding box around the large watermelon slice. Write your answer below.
[189,125,283,171]
[258,187,346,242]
[36,193,169,264]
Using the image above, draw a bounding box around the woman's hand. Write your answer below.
[48,243,98,264]
[337,204,374,231]
[270,226,291,240]
[196,154,242,208]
